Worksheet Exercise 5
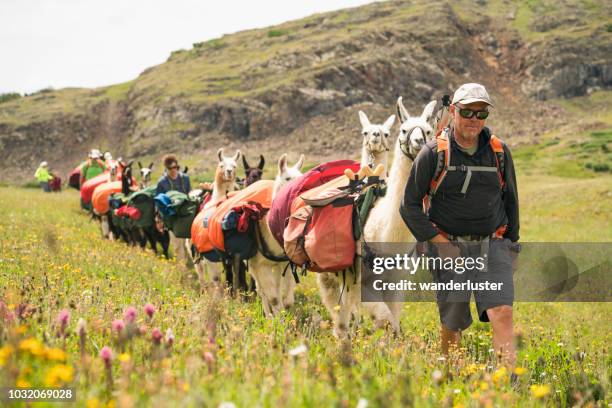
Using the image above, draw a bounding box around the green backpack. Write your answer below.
[127,186,157,228]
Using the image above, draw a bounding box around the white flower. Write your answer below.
[289,344,307,357]
[218,403,236,408]
[356,398,368,408]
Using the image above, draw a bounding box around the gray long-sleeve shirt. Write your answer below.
[399,127,520,242]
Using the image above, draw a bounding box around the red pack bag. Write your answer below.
[284,188,356,272]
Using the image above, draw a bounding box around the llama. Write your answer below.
[247,153,305,317]
[318,98,437,338]
[242,155,265,187]
[358,111,395,179]
[193,149,241,285]
[138,162,154,188]
[315,111,395,333]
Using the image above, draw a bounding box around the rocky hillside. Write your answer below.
[0,0,610,182]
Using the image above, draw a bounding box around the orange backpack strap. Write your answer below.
[489,135,506,190]
[423,129,451,213]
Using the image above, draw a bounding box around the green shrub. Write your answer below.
[0,92,21,104]
[268,29,289,38]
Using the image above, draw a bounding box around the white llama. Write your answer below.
[318,98,437,338]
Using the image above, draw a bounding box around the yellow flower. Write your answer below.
[16,378,31,388]
[44,364,74,387]
[0,345,14,366]
[19,338,45,357]
[86,398,101,408]
[46,347,67,362]
[118,353,131,363]
[513,367,527,376]
[530,384,551,399]
[479,381,489,391]
[492,366,508,385]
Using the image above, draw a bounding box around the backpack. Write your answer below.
[284,187,357,272]
[268,160,360,248]
[208,180,274,258]
[126,186,157,228]
[154,191,201,238]
[423,128,506,213]
[92,181,123,215]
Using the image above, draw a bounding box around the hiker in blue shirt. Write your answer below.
[156,154,191,195]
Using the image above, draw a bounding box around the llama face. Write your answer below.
[275,153,305,190]
[109,160,119,178]
[359,111,395,155]
[396,98,436,159]
[217,149,241,182]
[138,162,154,186]
[242,155,265,187]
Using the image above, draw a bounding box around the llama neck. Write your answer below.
[211,179,234,202]
[360,147,389,180]
[379,142,414,240]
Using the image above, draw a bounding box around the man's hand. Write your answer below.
[429,234,461,260]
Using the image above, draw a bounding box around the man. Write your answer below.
[34,161,53,192]
[80,149,107,186]
[399,83,520,365]
[156,154,191,195]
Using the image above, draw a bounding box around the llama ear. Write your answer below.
[382,115,396,131]
[258,155,265,170]
[242,155,250,171]
[233,150,241,162]
[127,160,134,168]
[421,100,437,123]
[217,148,224,162]
[294,154,305,170]
[149,162,154,170]
[277,154,288,174]
[358,111,371,129]
[138,161,143,169]
[397,97,410,123]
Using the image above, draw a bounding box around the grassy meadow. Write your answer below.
[1,133,611,408]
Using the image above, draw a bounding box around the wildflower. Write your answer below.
[19,338,45,357]
[139,325,147,336]
[203,351,215,373]
[16,378,31,388]
[530,384,551,399]
[100,346,113,365]
[112,319,125,334]
[492,366,508,385]
[46,347,67,362]
[0,345,14,366]
[432,369,443,385]
[165,329,175,347]
[57,309,70,328]
[152,328,163,345]
[288,344,307,357]
[44,364,74,387]
[100,346,114,391]
[86,398,101,408]
[123,307,137,324]
[513,367,527,376]
[144,303,155,319]
[77,318,87,359]
[118,353,131,363]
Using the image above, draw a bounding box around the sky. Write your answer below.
[0,0,376,94]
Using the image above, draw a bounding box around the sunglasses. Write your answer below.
[457,107,489,120]
[167,165,179,170]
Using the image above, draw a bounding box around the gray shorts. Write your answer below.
[430,238,514,331]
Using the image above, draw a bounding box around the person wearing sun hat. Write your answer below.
[79,148,107,187]
[400,83,520,366]
[34,161,54,192]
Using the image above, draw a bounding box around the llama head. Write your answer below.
[216,148,241,183]
[274,153,305,195]
[358,111,395,156]
[138,161,154,186]
[242,154,265,187]
[109,159,120,179]
[396,97,436,160]
[121,161,134,195]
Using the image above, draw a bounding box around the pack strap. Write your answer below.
[446,164,499,195]
[255,224,288,262]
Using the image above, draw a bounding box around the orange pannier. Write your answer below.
[208,180,275,252]
[92,181,124,215]
[191,192,236,254]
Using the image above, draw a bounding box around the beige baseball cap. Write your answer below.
[452,83,494,107]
